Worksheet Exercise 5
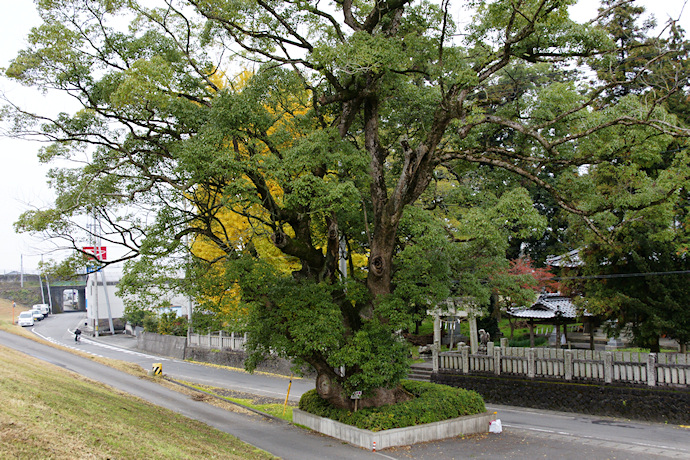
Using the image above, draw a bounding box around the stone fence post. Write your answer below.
[527,348,535,378]
[461,346,469,374]
[564,350,573,381]
[647,353,657,387]
[604,352,613,383]
[494,346,502,376]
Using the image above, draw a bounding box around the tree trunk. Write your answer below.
[649,336,661,353]
[315,371,412,410]
[366,222,397,299]
[588,317,595,351]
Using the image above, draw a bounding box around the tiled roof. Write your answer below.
[508,293,589,320]
[509,309,558,319]
[545,249,582,267]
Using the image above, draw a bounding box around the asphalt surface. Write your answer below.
[5,311,690,459]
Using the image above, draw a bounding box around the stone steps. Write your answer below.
[407,363,433,382]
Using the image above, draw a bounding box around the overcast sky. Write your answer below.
[0,0,688,274]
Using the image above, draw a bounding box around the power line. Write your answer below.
[554,270,690,280]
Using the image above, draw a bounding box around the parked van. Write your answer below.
[33,304,50,317]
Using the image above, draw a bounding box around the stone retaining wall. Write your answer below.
[136,333,314,376]
[184,346,316,377]
[433,371,690,424]
[137,331,187,359]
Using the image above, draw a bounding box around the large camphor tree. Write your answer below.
[5,0,690,408]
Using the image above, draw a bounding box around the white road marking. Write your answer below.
[503,423,687,454]
[32,329,169,361]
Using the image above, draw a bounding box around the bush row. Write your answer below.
[298,380,485,432]
[508,336,547,347]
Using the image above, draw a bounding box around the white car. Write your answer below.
[32,303,50,317]
[17,311,34,327]
[30,308,43,321]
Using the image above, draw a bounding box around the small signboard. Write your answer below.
[152,363,162,376]
[351,391,362,400]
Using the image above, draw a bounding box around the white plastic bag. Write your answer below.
[489,419,502,434]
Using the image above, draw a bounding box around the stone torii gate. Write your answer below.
[428,297,481,372]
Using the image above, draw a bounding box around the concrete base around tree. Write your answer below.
[292,409,493,450]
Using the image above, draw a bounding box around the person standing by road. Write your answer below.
[74,327,82,342]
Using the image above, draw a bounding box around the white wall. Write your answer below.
[85,265,192,333]
[85,266,126,332]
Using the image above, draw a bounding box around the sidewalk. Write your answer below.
[69,310,138,350]
[87,331,139,350]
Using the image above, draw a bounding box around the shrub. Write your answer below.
[158,311,188,336]
[142,314,159,333]
[298,380,485,432]
[123,305,155,328]
[509,336,547,347]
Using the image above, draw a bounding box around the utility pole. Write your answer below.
[99,269,115,335]
[90,214,100,336]
[186,215,193,342]
[45,275,53,314]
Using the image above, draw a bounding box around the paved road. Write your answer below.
[35,312,315,403]
[5,311,690,459]
[1,327,375,459]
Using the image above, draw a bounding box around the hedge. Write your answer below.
[298,380,485,432]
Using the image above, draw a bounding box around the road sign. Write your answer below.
[82,246,107,261]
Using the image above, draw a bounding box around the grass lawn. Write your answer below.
[0,299,38,339]
[0,298,276,459]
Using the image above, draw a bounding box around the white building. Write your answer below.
[85,265,191,335]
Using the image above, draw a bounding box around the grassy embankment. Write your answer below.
[0,298,277,459]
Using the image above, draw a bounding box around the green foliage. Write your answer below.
[124,303,188,336]
[37,254,94,281]
[142,313,159,333]
[191,311,226,334]
[158,311,188,336]
[122,304,154,328]
[329,321,411,395]
[5,0,690,404]
[508,336,547,348]
[298,380,485,432]
[573,210,690,351]
[0,287,43,307]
